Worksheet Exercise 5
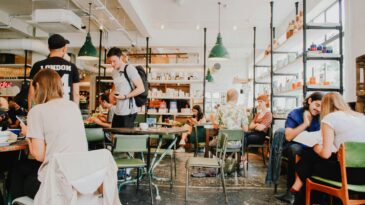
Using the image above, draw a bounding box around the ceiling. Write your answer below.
[0,0,327,59]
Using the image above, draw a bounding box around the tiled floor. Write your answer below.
[119,151,288,205]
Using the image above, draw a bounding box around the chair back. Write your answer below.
[190,125,206,143]
[215,133,228,162]
[219,129,243,141]
[85,128,105,142]
[114,135,149,153]
[343,142,365,168]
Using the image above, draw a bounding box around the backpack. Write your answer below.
[124,65,148,107]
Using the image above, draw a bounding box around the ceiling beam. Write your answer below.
[0,10,48,38]
[117,0,152,37]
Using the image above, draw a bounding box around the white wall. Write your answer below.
[344,0,365,102]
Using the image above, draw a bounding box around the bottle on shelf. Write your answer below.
[309,67,317,85]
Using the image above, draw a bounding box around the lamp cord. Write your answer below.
[88,3,91,33]
[218,2,221,33]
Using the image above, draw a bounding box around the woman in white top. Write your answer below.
[290,92,365,204]
[10,69,88,200]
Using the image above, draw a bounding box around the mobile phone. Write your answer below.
[16,115,27,126]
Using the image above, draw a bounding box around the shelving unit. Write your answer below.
[253,0,344,123]
[302,0,343,96]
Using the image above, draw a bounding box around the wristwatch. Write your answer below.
[124,94,128,100]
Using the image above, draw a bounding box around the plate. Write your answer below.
[0,139,17,147]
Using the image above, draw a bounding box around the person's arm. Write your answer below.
[249,115,258,130]
[27,138,46,162]
[285,111,312,141]
[90,117,111,128]
[314,123,335,159]
[255,112,272,132]
[28,81,34,110]
[72,83,80,105]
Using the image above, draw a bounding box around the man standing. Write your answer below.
[28,34,80,110]
[106,47,144,128]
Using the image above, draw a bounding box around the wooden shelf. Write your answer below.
[148,96,191,100]
[146,112,193,116]
[148,80,203,84]
[148,64,203,68]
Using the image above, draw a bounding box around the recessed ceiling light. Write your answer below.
[233,25,238,31]
[160,24,165,30]
[196,24,200,30]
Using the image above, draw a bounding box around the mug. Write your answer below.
[139,123,149,130]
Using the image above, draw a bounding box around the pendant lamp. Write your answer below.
[78,3,98,60]
[206,68,214,82]
[209,2,229,61]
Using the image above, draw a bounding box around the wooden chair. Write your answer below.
[306,142,365,205]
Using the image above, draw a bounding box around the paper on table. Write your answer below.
[293,131,337,152]
[293,131,322,147]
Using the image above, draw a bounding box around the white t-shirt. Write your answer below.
[112,64,141,116]
[322,111,365,150]
[27,98,88,181]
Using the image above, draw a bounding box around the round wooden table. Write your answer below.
[0,140,28,152]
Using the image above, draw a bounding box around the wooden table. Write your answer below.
[0,140,28,152]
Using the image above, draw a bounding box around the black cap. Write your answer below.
[48,34,70,49]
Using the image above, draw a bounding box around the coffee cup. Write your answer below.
[139,123,149,131]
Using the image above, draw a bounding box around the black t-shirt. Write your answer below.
[30,57,80,101]
[8,107,27,125]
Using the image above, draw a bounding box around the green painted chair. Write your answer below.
[113,134,153,204]
[246,128,272,171]
[219,129,244,175]
[185,133,228,203]
[306,142,365,205]
[189,125,206,157]
[85,128,105,150]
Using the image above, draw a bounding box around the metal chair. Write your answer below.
[306,142,365,205]
[113,134,153,204]
[185,133,228,203]
[190,125,206,157]
[246,128,272,171]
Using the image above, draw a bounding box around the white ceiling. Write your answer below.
[0,0,328,59]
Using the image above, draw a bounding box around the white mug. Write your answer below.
[139,123,149,131]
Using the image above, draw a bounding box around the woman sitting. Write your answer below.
[176,105,206,152]
[9,69,88,200]
[245,94,272,147]
[291,92,365,204]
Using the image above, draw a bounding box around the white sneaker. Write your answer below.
[175,147,185,153]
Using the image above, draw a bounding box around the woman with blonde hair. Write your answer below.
[9,69,88,200]
[291,92,365,204]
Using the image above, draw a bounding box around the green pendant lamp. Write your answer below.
[206,68,214,82]
[78,3,98,60]
[209,2,229,61]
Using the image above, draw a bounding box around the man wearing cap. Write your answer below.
[28,34,80,110]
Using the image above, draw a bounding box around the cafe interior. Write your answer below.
[0,0,365,204]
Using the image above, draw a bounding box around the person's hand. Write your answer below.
[89,117,102,125]
[255,124,266,131]
[113,93,127,100]
[303,111,313,127]
[313,144,323,154]
[20,123,27,136]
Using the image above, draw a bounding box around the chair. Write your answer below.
[246,128,272,170]
[185,133,228,203]
[113,134,153,204]
[219,129,244,175]
[85,128,105,150]
[306,142,365,205]
[190,125,206,157]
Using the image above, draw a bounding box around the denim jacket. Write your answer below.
[265,128,286,185]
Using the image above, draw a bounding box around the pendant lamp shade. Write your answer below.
[208,2,229,61]
[208,33,229,61]
[78,3,98,60]
[78,32,98,60]
[206,68,213,82]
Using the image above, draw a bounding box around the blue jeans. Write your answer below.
[283,141,307,189]
[265,128,286,185]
